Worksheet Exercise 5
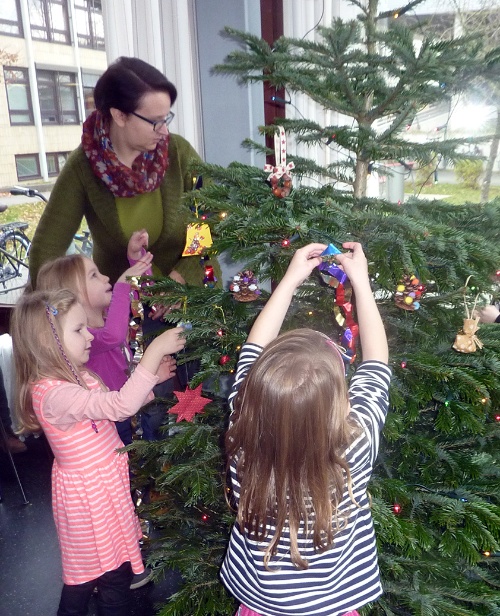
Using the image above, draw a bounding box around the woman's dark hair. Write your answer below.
[93,56,177,120]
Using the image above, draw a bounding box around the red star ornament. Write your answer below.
[168,384,211,423]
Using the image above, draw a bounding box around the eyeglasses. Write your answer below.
[130,110,175,132]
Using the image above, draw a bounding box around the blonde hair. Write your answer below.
[36,254,90,304]
[11,289,87,434]
[225,328,362,569]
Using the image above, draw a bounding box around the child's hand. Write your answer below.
[156,355,177,383]
[117,252,154,283]
[282,243,327,288]
[127,229,149,261]
[140,328,186,376]
[334,242,369,286]
[153,327,186,355]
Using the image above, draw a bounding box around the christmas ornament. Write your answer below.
[182,223,213,256]
[168,384,211,423]
[394,274,426,310]
[318,243,359,364]
[219,354,231,365]
[263,125,295,198]
[229,270,261,302]
[203,263,217,288]
[453,278,483,354]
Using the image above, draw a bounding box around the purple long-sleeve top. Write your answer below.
[86,282,132,391]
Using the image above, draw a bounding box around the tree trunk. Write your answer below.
[480,107,500,203]
[353,158,369,198]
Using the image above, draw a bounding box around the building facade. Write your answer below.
[0,0,107,187]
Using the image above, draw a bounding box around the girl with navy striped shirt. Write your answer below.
[221,242,391,616]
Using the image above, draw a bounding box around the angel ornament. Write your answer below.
[453,278,483,353]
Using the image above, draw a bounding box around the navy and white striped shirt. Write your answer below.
[221,343,392,616]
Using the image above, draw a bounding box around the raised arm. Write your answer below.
[247,244,326,348]
[335,242,388,364]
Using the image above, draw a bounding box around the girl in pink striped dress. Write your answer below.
[11,289,185,616]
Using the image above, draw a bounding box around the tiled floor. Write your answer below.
[0,434,181,616]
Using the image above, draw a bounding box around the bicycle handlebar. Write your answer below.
[10,186,48,202]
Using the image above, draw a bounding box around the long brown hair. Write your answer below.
[11,289,87,434]
[226,329,361,569]
[36,254,89,304]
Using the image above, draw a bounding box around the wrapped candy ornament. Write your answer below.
[453,277,483,353]
[453,318,483,353]
[318,243,359,364]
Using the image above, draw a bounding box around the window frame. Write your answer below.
[81,71,101,117]
[15,154,41,181]
[36,69,80,125]
[0,0,23,37]
[74,0,105,50]
[46,151,70,176]
[29,0,71,45]
[4,67,34,126]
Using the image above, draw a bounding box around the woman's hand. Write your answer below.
[473,305,500,324]
[150,270,185,320]
[169,269,186,284]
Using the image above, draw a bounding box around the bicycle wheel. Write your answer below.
[0,231,31,303]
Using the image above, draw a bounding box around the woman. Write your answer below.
[30,56,217,288]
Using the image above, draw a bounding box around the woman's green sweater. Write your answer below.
[30,134,219,286]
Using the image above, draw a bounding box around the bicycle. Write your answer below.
[0,201,31,301]
[9,186,93,258]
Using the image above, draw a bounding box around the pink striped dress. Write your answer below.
[32,364,158,585]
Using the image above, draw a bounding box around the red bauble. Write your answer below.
[219,354,231,365]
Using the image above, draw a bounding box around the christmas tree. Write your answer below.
[131,2,500,614]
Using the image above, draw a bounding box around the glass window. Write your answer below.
[37,70,79,125]
[58,73,78,123]
[46,151,69,176]
[81,71,100,117]
[4,68,34,125]
[75,0,105,50]
[0,0,23,36]
[15,155,40,180]
[28,0,70,44]
[37,71,58,123]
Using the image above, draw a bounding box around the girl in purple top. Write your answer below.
[35,232,177,446]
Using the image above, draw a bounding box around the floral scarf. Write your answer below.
[81,109,170,197]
